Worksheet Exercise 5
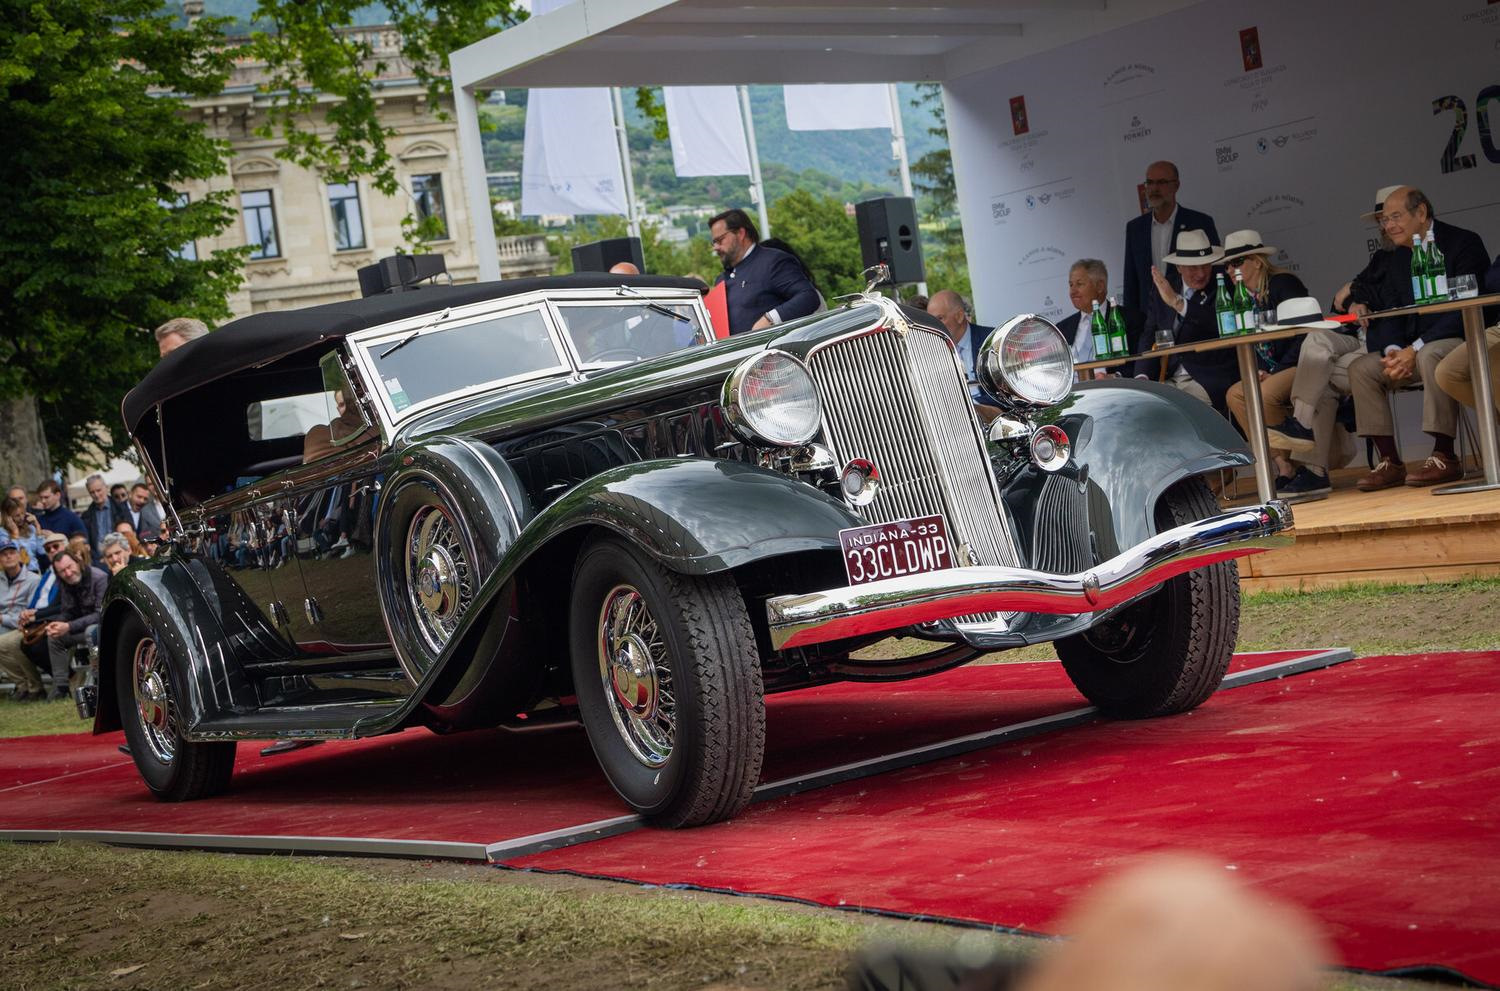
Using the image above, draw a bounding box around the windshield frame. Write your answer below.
[346,286,710,433]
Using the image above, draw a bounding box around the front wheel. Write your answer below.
[1056,477,1239,718]
[569,536,765,828]
[115,614,236,801]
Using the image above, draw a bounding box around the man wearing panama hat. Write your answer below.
[1141,229,1238,413]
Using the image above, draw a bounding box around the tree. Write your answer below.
[246,1,525,241]
[909,83,970,300]
[767,190,866,299]
[0,0,245,479]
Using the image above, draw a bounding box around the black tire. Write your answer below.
[569,536,765,828]
[1056,477,1240,718]
[115,614,236,801]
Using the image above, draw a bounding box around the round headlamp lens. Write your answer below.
[978,316,1075,407]
[723,350,822,447]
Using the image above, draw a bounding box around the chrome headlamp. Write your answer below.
[721,350,822,447]
[977,315,1075,408]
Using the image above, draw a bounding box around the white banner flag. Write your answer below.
[520,86,628,217]
[783,84,893,131]
[663,86,750,177]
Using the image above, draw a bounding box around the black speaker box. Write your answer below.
[572,236,645,274]
[357,253,447,296]
[854,197,924,285]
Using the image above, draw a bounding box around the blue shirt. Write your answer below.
[36,505,86,538]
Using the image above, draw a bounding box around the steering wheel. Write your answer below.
[588,347,644,363]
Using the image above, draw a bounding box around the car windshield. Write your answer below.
[360,307,566,414]
[554,302,709,366]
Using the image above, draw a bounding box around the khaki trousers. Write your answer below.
[1433,325,1500,414]
[1289,329,1362,424]
[0,628,43,693]
[1349,337,1463,437]
[1228,368,1355,471]
[1169,375,1210,406]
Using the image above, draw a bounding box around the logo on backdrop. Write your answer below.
[991,199,1012,224]
[1246,193,1306,219]
[1122,114,1153,143]
[1102,63,1157,88]
[1017,246,1066,267]
[1010,95,1030,136]
[1216,144,1240,169]
[1239,27,1263,72]
[1038,295,1068,321]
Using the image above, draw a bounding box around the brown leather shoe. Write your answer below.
[1356,457,1406,491]
[1405,452,1463,486]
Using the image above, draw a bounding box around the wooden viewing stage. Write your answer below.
[1226,462,1500,592]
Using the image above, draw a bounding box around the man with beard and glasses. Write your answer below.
[707,208,819,335]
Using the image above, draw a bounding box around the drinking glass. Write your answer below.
[1449,274,1479,300]
[1153,329,1174,349]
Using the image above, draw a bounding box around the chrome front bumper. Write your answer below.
[765,501,1293,650]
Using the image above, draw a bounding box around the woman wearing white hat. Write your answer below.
[1219,230,1309,489]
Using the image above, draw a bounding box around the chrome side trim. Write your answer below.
[766,501,1294,650]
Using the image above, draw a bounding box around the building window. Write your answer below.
[411,173,448,240]
[163,193,197,261]
[327,181,366,251]
[241,189,280,259]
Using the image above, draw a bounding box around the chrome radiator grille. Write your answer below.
[806,325,1019,585]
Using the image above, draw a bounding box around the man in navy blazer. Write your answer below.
[927,290,993,402]
[1123,161,1218,332]
[709,209,820,335]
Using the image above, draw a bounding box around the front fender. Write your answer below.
[508,457,865,575]
[1029,378,1250,554]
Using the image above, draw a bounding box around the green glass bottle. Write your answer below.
[1425,230,1447,301]
[1232,270,1254,334]
[1214,273,1235,337]
[1107,295,1130,357]
[1410,233,1428,304]
[1090,300,1109,358]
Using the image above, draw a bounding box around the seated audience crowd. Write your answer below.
[1,476,164,701]
[912,165,1499,504]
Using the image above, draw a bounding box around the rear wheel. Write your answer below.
[115,615,236,801]
[1057,477,1239,718]
[569,536,764,827]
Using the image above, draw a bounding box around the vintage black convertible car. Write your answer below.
[94,270,1291,826]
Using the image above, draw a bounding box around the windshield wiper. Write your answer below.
[614,284,689,322]
[379,307,450,359]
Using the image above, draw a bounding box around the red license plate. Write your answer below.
[838,514,956,586]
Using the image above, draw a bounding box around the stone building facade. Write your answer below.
[176,26,551,318]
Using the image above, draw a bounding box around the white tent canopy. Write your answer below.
[449,0,1199,279]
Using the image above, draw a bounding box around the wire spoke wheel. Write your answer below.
[597,583,676,766]
[132,637,176,765]
[570,536,765,827]
[114,614,236,802]
[405,502,474,655]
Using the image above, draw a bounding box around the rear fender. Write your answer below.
[95,555,277,735]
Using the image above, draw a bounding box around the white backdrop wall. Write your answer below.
[946,0,1500,327]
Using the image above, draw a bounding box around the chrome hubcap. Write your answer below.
[132,638,176,764]
[405,503,472,654]
[598,585,674,766]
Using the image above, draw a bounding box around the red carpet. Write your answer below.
[508,652,1500,986]
[0,650,1309,851]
